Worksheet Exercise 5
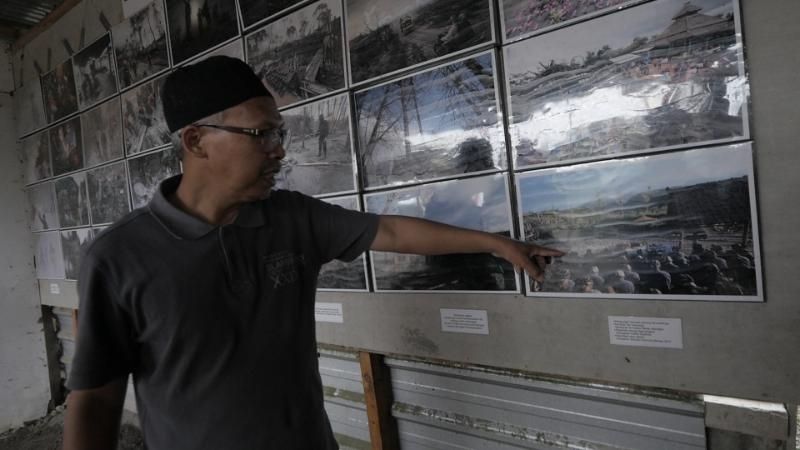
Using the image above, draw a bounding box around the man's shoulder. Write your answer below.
[85,207,156,260]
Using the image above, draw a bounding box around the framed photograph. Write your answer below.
[82,97,124,168]
[128,147,181,208]
[365,173,518,292]
[22,131,51,185]
[346,0,494,85]
[505,0,748,170]
[238,0,309,29]
[49,117,84,176]
[73,33,119,110]
[355,51,506,189]
[317,196,369,291]
[61,228,94,280]
[516,143,762,301]
[245,0,345,108]
[28,182,59,232]
[277,93,356,196]
[166,0,239,65]
[113,0,169,90]
[501,0,641,42]
[55,173,91,228]
[15,77,47,137]
[41,59,79,124]
[121,75,172,155]
[180,38,244,66]
[35,231,66,280]
[88,161,132,225]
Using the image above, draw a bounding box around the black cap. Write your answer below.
[161,56,271,132]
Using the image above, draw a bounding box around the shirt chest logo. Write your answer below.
[262,251,305,288]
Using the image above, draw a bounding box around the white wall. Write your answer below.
[0,41,51,433]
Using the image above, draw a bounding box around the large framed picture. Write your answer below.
[516,143,762,301]
[72,33,119,110]
[22,131,51,185]
[49,117,84,176]
[180,38,244,67]
[35,232,66,280]
[245,0,346,108]
[82,97,124,168]
[61,228,94,280]
[365,173,518,292]
[88,161,132,225]
[355,51,506,189]
[121,75,171,155]
[15,77,47,138]
[238,0,309,29]
[55,173,91,228]
[277,93,357,196]
[505,0,748,170]
[166,0,239,64]
[317,196,369,291]
[41,59,79,124]
[28,182,59,232]
[112,0,170,90]
[128,147,181,208]
[346,0,494,85]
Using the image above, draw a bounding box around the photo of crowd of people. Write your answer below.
[73,33,119,109]
[112,0,169,89]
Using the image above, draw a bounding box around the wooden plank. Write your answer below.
[12,0,84,52]
[71,309,79,341]
[359,352,399,450]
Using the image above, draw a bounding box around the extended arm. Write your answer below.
[62,376,127,450]
[371,215,563,281]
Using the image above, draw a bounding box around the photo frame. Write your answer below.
[180,38,245,67]
[365,173,518,292]
[238,0,310,29]
[516,142,762,301]
[355,51,507,189]
[28,182,59,232]
[113,0,170,90]
[22,131,52,185]
[73,33,119,110]
[49,117,84,176]
[55,172,91,228]
[88,161,132,225]
[317,195,369,291]
[504,0,749,170]
[128,147,181,208]
[121,74,171,155]
[15,77,47,138]
[61,228,94,281]
[82,97,124,168]
[35,231,66,280]
[41,59,79,124]
[166,0,240,64]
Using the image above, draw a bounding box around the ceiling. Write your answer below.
[0,0,62,40]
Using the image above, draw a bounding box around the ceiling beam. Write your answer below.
[12,0,83,52]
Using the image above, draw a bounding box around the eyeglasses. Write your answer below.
[194,124,287,149]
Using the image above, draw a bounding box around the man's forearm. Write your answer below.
[63,378,127,450]
[371,215,505,255]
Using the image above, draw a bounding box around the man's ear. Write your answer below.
[180,126,207,159]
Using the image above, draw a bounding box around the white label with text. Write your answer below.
[609,316,683,349]
[315,302,344,323]
[440,309,489,335]
[49,283,60,295]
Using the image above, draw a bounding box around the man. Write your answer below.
[317,113,328,159]
[63,57,562,450]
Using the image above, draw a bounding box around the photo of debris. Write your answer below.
[88,162,131,225]
[112,0,169,89]
[366,173,517,292]
[516,143,761,301]
[55,173,90,228]
[15,77,47,137]
[245,0,345,107]
[317,196,369,291]
[22,131,51,185]
[82,97,124,168]
[28,182,59,232]
[35,231,66,280]
[121,75,171,155]
[346,0,493,84]
[49,117,84,176]
[128,147,181,208]
[41,59,79,124]
[61,228,94,280]
[505,0,748,169]
[502,0,635,41]
[277,94,356,196]
[73,33,118,109]
[355,52,506,189]
[167,0,239,64]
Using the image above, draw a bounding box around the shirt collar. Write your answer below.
[148,175,266,239]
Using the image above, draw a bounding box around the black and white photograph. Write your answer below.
[238,0,308,29]
[41,59,79,124]
[113,0,169,89]
[166,0,239,64]
[35,231,66,280]
[355,52,506,189]
[516,143,761,301]
[121,75,171,155]
[61,228,94,280]
[346,0,494,84]
[15,77,47,137]
[501,0,636,41]
[277,94,356,196]
[55,173,90,228]
[365,173,517,292]
[88,161,132,225]
[245,0,345,107]
[82,97,124,167]
[28,182,59,232]
[128,147,182,208]
[49,117,84,176]
[505,0,748,169]
[22,131,51,184]
[73,33,119,109]
[317,196,369,291]
[181,38,244,66]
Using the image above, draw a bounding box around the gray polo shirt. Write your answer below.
[68,175,379,450]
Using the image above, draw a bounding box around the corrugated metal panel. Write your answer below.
[318,349,371,450]
[387,358,706,450]
[0,0,60,28]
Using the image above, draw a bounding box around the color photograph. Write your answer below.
[317,196,369,291]
[55,173,91,228]
[121,75,171,155]
[72,33,119,109]
[49,117,84,176]
[82,97,124,167]
[166,0,239,64]
[22,131,51,185]
[28,182,59,232]
[41,59,78,123]
[88,162,132,225]
[113,0,170,89]
[128,147,182,208]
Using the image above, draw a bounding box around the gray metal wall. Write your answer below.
[319,349,372,450]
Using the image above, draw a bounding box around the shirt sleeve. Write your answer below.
[305,195,380,265]
[67,250,137,390]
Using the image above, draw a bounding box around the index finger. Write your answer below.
[529,245,565,257]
